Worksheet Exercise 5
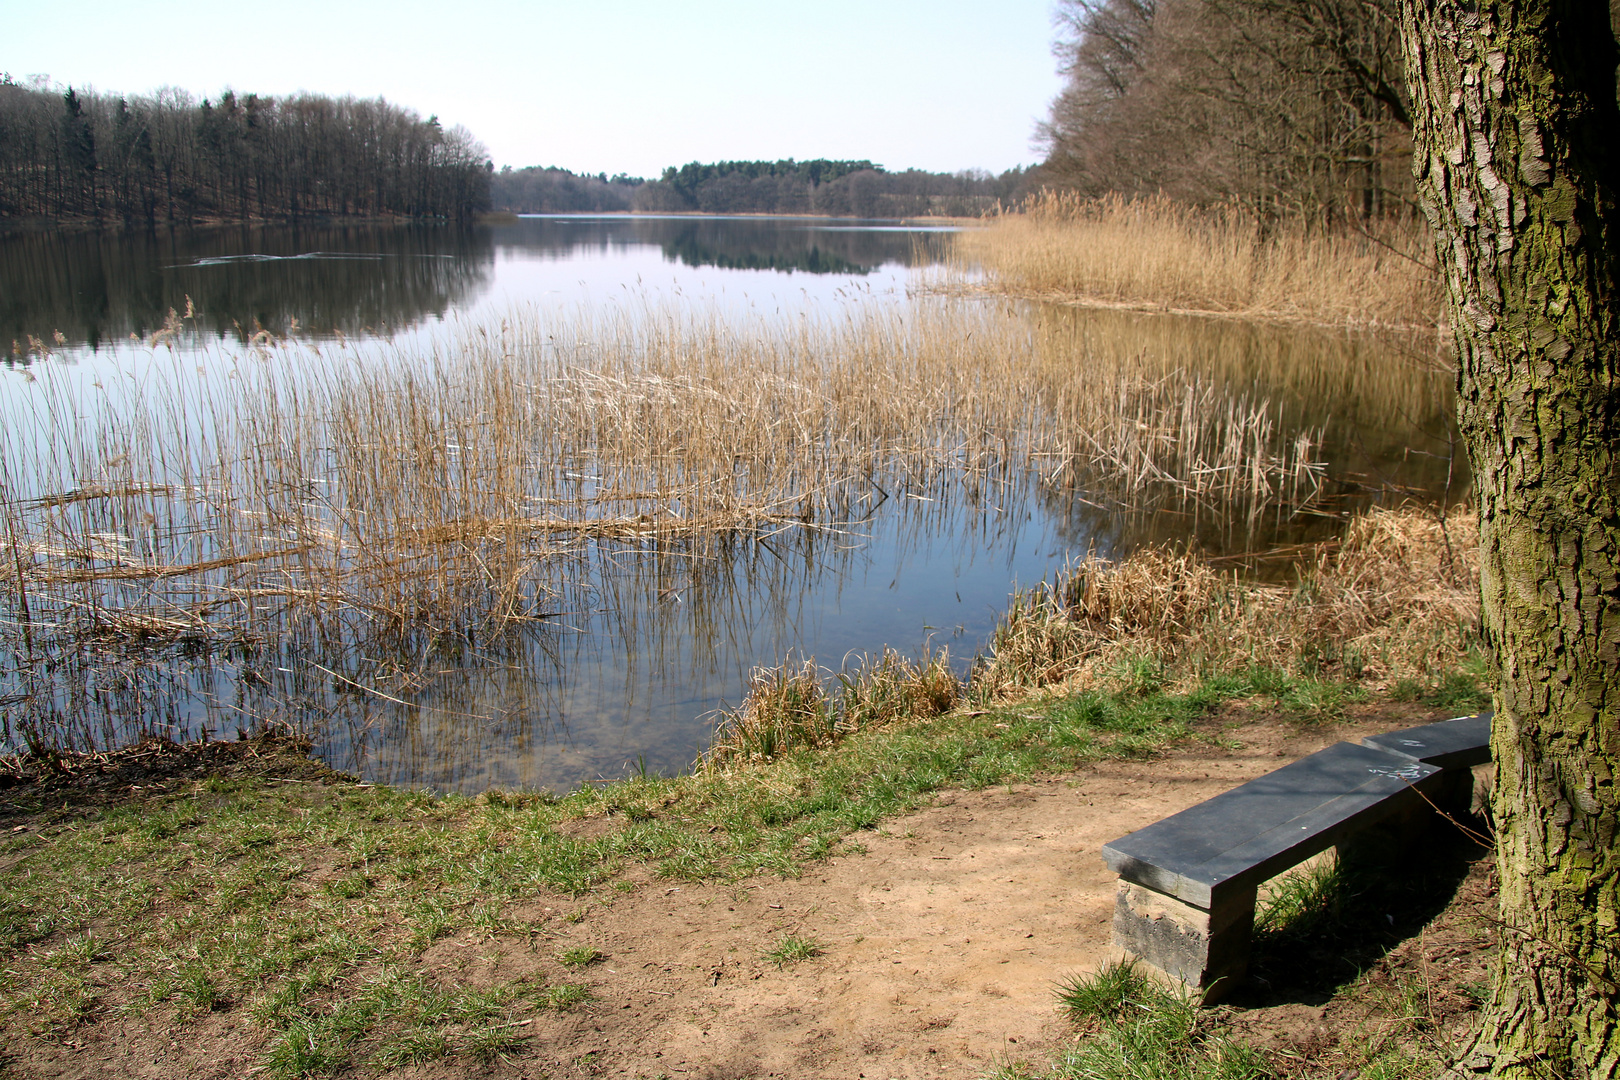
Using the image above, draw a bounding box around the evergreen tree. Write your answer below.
[59,87,97,216]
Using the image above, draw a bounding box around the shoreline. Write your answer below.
[0,500,1489,1075]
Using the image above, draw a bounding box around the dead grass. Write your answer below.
[704,648,960,769]
[956,192,1442,331]
[977,503,1479,697]
[710,505,1479,763]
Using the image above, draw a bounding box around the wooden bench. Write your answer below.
[1100,713,1491,1000]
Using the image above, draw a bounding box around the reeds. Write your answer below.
[0,296,1349,659]
[955,192,1442,331]
[703,648,960,769]
[708,506,1480,767]
[975,504,1479,697]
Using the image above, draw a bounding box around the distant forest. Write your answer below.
[0,76,492,224]
[491,159,1032,218]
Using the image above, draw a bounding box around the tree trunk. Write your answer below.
[1399,1,1620,1076]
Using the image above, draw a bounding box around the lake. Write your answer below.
[0,216,1461,791]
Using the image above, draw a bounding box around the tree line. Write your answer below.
[492,159,1033,217]
[489,167,645,213]
[0,76,492,225]
[1037,0,1419,221]
[1036,0,1619,223]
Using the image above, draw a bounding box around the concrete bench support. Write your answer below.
[1101,726,1488,1000]
[1112,878,1258,993]
[1101,714,1491,1000]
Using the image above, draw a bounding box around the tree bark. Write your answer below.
[1399,1,1620,1076]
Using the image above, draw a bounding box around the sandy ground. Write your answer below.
[15,707,1466,1080]
[488,714,1397,1080]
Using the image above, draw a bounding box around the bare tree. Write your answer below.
[1038,0,1417,220]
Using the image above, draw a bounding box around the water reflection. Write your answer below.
[0,224,492,353]
[1030,305,1466,545]
[1,215,948,359]
[4,478,1087,791]
[493,215,948,275]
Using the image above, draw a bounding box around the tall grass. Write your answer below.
[704,648,960,768]
[956,192,1442,330]
[975,504,1479,697]
[0,297,1341,658]
[1041,961,1273,1080]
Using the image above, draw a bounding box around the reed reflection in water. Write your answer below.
[1027,305,1465,547]
[5,480,1078,791]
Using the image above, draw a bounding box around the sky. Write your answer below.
[1,0,1067,178]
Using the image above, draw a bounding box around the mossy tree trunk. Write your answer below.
[1399,1,1620,1076]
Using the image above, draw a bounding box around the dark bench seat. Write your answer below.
[1100,713,1490,999]
[1361,712,1493,770]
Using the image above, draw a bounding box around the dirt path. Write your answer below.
[466,713,1402,1080]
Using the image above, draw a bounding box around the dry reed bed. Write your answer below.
[954,192,1443,331]
[0,299,1337,650]
[708,506,1479,765]
[974,505,1478,696]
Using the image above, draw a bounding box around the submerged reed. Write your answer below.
[956,191,1442,330]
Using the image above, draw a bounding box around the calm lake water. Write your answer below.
[0,217,1461,791]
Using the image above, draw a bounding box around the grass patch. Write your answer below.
[253,971,556,1076]
[0,667,1272,1066]
[0,656,1481,1070]
[1388,656,1491,711]
[557,947,602,968]
[763,934,824,969]
[536,983,590,1010]
[1057,959,1158,1028]
[1022,962,1274,1080]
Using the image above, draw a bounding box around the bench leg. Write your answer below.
[1111,880,1256,1002]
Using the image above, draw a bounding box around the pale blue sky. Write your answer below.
[2,0,1066,177]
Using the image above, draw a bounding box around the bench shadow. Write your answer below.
[1228,816,1491,1008]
